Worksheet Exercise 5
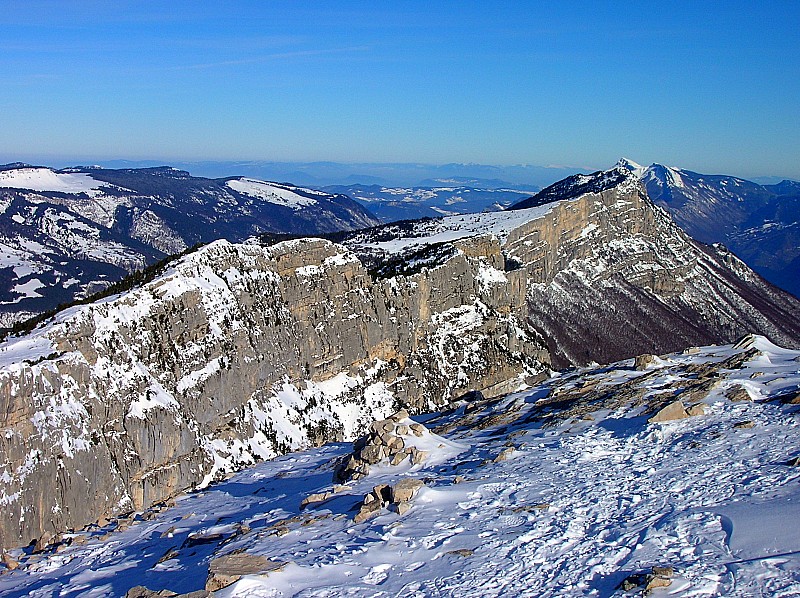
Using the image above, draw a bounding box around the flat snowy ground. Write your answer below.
[1,337,799,597]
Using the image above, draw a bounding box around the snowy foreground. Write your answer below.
[1,336,799,597]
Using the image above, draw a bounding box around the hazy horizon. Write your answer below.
[1,1,798,179]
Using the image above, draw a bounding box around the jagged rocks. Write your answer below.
[205,554,287,592]
[634,354,658,370]
[354,479,425,523]
[725,385,752,402]
[391,478,424,503]
[334,411,430,483]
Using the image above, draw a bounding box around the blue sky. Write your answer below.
[1,1,798,179]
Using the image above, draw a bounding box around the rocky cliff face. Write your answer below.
[507,168,800,366]
[616,158,800,298]
[1,165,799,551]
[0,234,544,550]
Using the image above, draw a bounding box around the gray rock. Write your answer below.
[648,400,689,423]
[634,354,658,370]
[206,554,286,592]
[391,478,424,503]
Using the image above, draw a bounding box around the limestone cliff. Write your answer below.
[0,235,544,550]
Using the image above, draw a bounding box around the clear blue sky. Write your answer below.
[1,1,798,179]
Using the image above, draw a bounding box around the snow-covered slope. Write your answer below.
[0,163,380,327]
[1,335,798,596]
[616,158,800,298]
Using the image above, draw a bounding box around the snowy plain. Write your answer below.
[1,336,798,597]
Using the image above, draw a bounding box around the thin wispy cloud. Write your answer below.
[172,45,370,71]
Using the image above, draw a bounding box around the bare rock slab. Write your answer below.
[648,400,689,423]
[206,554,287,592]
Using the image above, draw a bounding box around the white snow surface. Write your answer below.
[226,178,319,209]
[2,336,799,596]
[348,203,561,255]
[0,167,110,195]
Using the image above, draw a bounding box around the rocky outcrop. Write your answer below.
[0,233,545,550]
[507,168,800,366]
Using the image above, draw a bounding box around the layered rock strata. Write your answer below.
[0,234,544,549]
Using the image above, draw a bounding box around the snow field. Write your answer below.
[1,337,798,596]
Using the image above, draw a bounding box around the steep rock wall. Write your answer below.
[0,236,545,549]
[505,181,800,366]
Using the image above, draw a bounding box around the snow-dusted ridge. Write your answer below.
[0,167,111,195]
[1,335,799,596]
[225,178,320,209]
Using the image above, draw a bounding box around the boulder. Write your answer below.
[725,385,752,402]
[299,491,333,510]
[634,354,657,370]
[205,554,286,592]
[648,400,688,423]
[391,478,424,503]
[686,403,706,417]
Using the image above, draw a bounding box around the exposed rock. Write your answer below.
[409,423,426,437]
[777,390,800,405]
[394,502,412,516]
[725,385,753,402]
[733,420,755,429]
[300,492,333,510]
[686,403,706,417]
[634,354,658,370]
[0,233,549,550]
[391,478,424,503]
[446,548,474,557]
[126,587,209,598]
[334,413,432,483]
[205,554,286,592]
[787,456,800,467]
[1,551,19,571]
[493,447,516,463]
[648,400,689,423]
[619,565,674,594]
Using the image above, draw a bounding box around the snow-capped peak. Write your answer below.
[615,157,647,178]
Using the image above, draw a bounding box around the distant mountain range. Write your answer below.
[0,163,379,327]
[30,159,589,189]
[321,182,538,222]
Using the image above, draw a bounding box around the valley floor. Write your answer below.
[1,337,799,597]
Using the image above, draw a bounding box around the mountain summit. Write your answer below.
[613,159,800,297]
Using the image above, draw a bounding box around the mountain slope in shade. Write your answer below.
[616,158,800,298]
[0,335,798,596]
[0,163,380,327]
